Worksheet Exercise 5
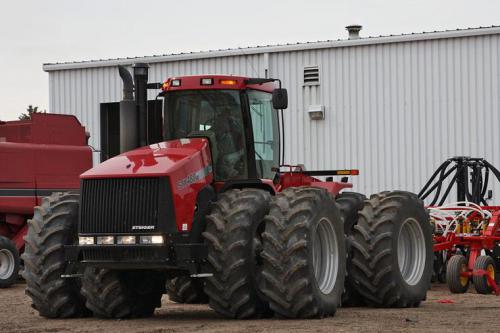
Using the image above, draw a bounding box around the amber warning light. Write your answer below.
[337,169,359,176]
[220,79,237,85]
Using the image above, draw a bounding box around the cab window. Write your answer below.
[248,90,279,179]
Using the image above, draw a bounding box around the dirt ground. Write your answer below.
[1,283,499,333]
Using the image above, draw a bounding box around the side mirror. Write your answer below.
[272,88,288,110]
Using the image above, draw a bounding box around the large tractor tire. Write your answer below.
[336,192,366,307]
[203,188,271,319]
[260,187,346,318]
[166,276,208,304]
[21,192,89,318]
[349,191,432,308]
[0,236,20,288]
[446,254,469,293]
[472,255,496,294]
[81,268,165,319]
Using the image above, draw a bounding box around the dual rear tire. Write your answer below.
[81,268,165,318]
[166,276,208,304]
[348,191,433,307]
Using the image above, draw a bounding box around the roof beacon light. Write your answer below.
[201,78,213,85]
[220,79,237,85]
[161,81,170,91]
[171,79,181,87]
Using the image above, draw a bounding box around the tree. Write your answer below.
[18,105,46,120]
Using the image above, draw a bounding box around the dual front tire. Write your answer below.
[22,192,165,319]
[203,187,347,319]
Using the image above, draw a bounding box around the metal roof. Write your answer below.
[43,25,500,72]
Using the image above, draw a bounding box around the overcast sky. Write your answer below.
[0,0,499,120]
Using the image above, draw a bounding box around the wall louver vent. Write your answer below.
[304,66,319,85]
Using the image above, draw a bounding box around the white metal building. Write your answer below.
[43,26,500,201]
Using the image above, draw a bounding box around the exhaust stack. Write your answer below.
[133,63,149,148]
[117,65,138,154]
[117,63,150,153]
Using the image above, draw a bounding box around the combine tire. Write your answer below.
[0,236,20,288]
[336,192,366,307]
[203,188,271,319]
[446,255,469,293]
[166,276,208,304]
[473,255,496,294]
[349,191,432,307]
[21,192,89,318]
[260,187,346,318]
[81,268,165,318]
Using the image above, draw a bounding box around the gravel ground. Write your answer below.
[1,283,499,333]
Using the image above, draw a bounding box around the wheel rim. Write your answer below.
[487,264,495,287]
[312,218,339,294]
[397,218,426,286]
[459,263,468,287]
[0,249,15,280]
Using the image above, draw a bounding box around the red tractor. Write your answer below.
[0,113,92,287]
[23,64,433,319]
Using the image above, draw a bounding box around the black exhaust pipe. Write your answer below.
[118,65,134,101]
[133,63,149,148]
[118,65,137,153]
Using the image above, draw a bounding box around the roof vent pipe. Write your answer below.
[346,25,362,40]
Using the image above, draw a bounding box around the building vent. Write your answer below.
[303,66,319,85]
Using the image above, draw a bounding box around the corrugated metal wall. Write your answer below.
[48,33,500,203]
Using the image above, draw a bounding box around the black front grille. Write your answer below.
[79,177,175,234]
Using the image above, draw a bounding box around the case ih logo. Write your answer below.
[131,225,155,230]
[177,165,212,190]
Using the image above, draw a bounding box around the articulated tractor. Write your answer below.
[23,64,433,319]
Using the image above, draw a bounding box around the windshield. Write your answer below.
[164,90,248,180]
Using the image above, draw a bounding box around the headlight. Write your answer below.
[96,236,114,245]
[79,236,94,245]
[117,235,136,245]
[140,235,164,244]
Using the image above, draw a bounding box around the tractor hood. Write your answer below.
[81,137,213,180]
[80,137,214,234]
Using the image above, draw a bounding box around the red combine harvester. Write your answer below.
[0,113,92,287]
[419,157,500,294]
[23,64,433,320]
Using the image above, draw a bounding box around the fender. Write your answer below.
[219,179,276,195]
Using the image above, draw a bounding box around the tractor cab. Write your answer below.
[160,75,281,181]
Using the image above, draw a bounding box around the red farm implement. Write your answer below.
[419,157,500,295]
[0,113,92,287]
